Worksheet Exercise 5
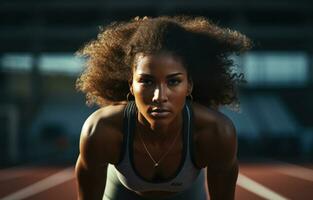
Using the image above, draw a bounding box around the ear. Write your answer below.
[187,78,193,95]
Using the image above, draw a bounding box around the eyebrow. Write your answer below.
[137,72,183,78]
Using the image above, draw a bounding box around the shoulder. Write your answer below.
[79,103,127,168]
[192,103,236,141]
[192,103,237,170]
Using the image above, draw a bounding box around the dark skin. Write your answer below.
[75,53,238,200]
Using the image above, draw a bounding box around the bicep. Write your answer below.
[206,160,239,200]
[75,153,108,182]
[205,116,239,200]
[78,116,112,167]
[75,155,108,200]
[75,119,109,200]
[212,116,238,168]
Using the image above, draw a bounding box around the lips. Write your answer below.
[151,108,169,112]
[149,107,171,118]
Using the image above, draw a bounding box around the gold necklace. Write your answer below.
[138,129,181,168]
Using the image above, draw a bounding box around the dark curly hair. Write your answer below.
[76,16,252,108]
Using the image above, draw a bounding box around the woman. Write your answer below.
[75,16,251,200]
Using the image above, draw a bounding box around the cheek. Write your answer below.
[170,83,189,98]
[132,83,151,102]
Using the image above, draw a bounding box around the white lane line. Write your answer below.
[274,162,313,182]
[237,173,289,200]
[0,167,75,200]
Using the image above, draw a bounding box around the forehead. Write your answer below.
[134,53,187,75]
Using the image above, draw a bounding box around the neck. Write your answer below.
[137,112,183,142]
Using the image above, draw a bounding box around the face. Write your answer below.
[130,53,192,129]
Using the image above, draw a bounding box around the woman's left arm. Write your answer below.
[206,160,239,200]
[204,116,239,200]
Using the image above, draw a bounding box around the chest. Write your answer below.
[132,135,184,181]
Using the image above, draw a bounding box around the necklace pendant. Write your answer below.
[154,163,159,168]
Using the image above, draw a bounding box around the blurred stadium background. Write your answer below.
[1,0,312,168]
[0,0,312,198]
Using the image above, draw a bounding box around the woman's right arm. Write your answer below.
[75,115,111,200]
[75,155,107,200]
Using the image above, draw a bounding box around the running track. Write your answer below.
[0,161,312,200]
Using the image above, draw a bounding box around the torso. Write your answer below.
[90,101,227,197]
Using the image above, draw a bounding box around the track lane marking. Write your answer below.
[0,167,74,200]
[237,173,289,200]
[274,162,313,183]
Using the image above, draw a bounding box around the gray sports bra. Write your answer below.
[112,101,204,192]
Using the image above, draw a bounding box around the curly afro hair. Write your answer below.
[76,16,252,108]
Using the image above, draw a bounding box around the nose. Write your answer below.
[152,84,168,103]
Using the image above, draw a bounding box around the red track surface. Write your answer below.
[0,162,312,200]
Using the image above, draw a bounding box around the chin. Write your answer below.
[149,121,170,131]
[138,109,177,130]
[148,116,174,129]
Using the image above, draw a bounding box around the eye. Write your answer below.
[139,78,154,86]
[168,79,181,86]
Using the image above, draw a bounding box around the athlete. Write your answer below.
[75,16,251,200]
